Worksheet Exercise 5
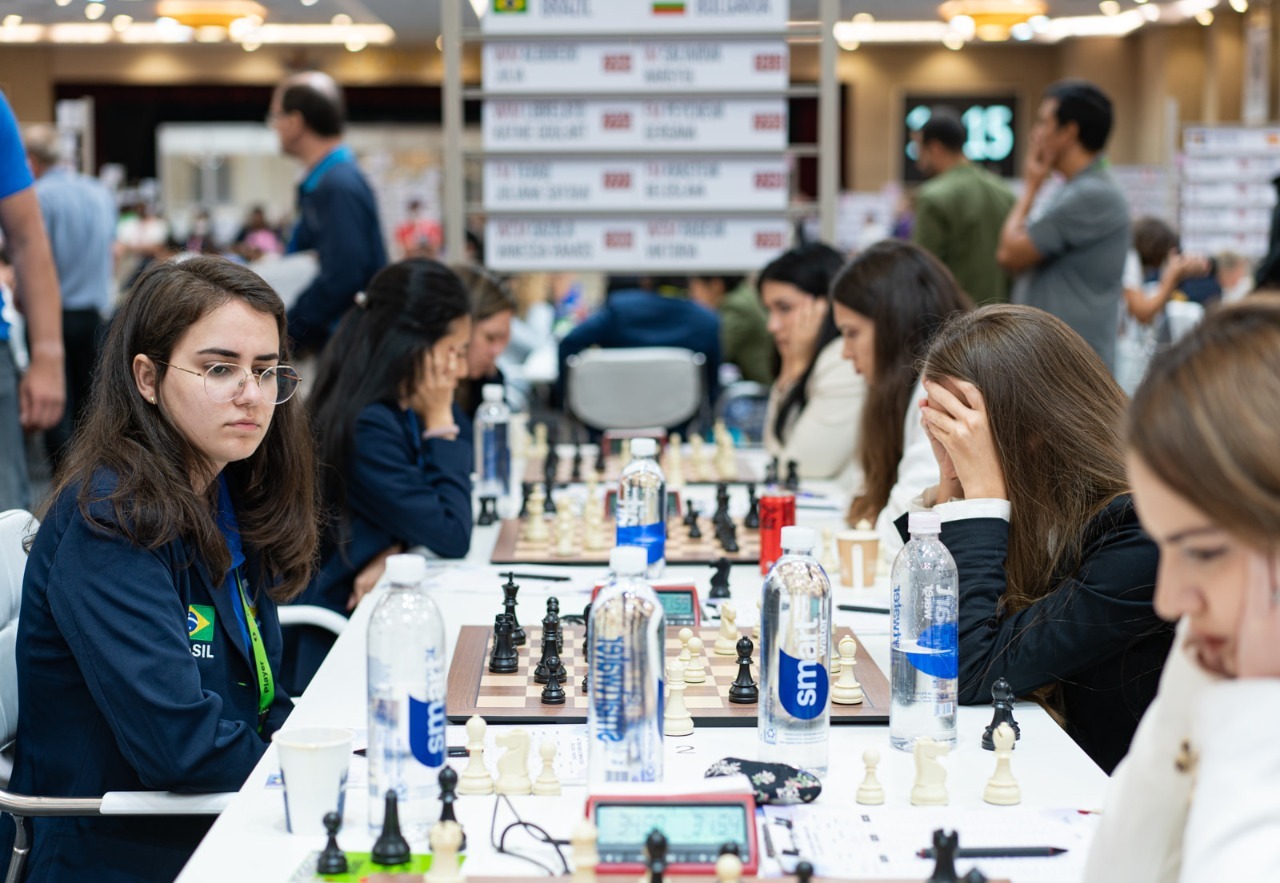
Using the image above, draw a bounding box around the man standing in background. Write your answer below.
[912,109,1015,304]
[24,124,115,468]
[269,71,386,353]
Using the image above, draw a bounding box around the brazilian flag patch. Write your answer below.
[493,0,528,12]
[188,605,215,642]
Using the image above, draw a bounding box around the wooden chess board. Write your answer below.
[446,625,889,726]
[489,515,760,566]
[523,451,763,486]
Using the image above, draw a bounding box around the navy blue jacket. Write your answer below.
[285,147,387,352]
[2,478,292,882]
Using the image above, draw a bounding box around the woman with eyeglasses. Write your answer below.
[4,257,316,881]
[284,259,474,694]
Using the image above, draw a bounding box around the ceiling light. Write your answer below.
[1099,0,1121,14]
[112,14,133,31]
[943,32,966,49]
[1140,4,1161,19]
[155,1,268,30]
[1195,9,1215,24]
[833,22,860,49]
[195,25,227,41]
[1010,21,1033,39]
[950,14,977,36]
[300,0,318,6]
[345,34,366,52]
[331,14,353,27]
[853,12,875,23]
[85,4,106,21]
[55,0,73,6]
[2,15,20,28]
[938,0,1048,41]
[1229,0,1249,11]
[242,38,260,51]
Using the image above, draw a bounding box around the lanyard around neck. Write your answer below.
[234,569,275,732]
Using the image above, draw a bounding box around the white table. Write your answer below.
[177,483,1108,882]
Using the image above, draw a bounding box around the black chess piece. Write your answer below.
[477,495,497,526]
[785,459,800,491]
[766,456,779,486]
[502,573,526,646]
[728,636,759,704]
[371,790,412,866]
[743,483,760,529]
[981,677,1021,750]
[794,860,815,882]
[644,828,668,883]
[688,516,703,540]
[316,811,348,875]
[437,766,467,852]
[683,499,698,528]
[533,624,555,684]
[488,613,520,674]
[708,557,731,599]
[719,842,740,857]
[713,483,731,527]
[540,653,567,704]
[543,471,558,513]
[547,597,564,654]
[581,603,591,692]
[595,442,607,474]
[962,869,988,883]
[571,445,583,482]
[717,520,740,554]
[518,482,532,519]
[927,829,960,883]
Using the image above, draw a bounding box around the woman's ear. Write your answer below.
[133,354,159,405]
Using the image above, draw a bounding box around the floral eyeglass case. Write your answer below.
[704,757,823,805]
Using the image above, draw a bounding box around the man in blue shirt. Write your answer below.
[0,93,64,510]
[269,72,387,353]
[24,124,116,466]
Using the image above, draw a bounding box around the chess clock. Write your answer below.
[591,582,701,627]
[584,793,759,875]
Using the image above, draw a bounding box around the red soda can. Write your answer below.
[758,491,796,574]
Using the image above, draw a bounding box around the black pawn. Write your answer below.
[581,603,591,692]
[541,653,567,704]
[518,482,532,519]
[766,456,780,486]
[927,829,960,883]
[795,860,814,882]
[962,870,989,883]
[688,516,703,540]
[743,483,760,529]
[316,811,348,875]
[437,766,467,851]
[785,459,800,491]
[595,443,607,473]
[488,614,520,674]
[683,499,698,528]
[644,828,668,883]
[477,495,497,526]
[571,445,583,482]
[371,790,411,866]
[502,573,526,646]
[981,677,1021,750]
[708,557,731,599]
[728,636,758,704]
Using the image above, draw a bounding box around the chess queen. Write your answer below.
[5,258,317,881]
[1086,295,1280,881]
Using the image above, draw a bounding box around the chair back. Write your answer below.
[0,511,35,747]
[566,347,705,431]
[715,381,771,445]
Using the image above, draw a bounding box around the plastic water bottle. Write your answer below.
[475,383,510,499]
[759,526,831,775]
[587,545,665,785]
[889,511,958,751]
[367,554,447,842]
[615,437,666,578]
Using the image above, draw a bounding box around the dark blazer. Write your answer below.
[899,495,1173,773]
[2,477,292,882]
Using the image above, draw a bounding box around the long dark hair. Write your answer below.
[758,242,844,444]
[830,240,972,524]
[45,256,318,601]
[309,259,472,538]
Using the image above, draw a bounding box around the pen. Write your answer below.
[837,604,890,614]
[506,572,571,582]
[916,846,1067,859]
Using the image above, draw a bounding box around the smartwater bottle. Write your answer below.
[588,545,665,785]
[759,526,832,775]
[889,511,958,751]
[475,383,511,499]
[615,437,666,578]
[367,554,446,842]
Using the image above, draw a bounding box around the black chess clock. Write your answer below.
[584,792,758,876]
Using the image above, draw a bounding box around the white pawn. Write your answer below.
[684,636,707,684]
[533,740,561,796]
[983,722,1021,806]
[820,527,838,574]
[457,714,494,796]
[690,434,708,481]
[425,820,465,882]
[664,659,695,737]
[533,422,548,459]
[571,818,599,882]
[856,748,885,805]
[555,502,577,557]
[584,503,608,551]
[715,602,738,655]
[910,737,950,806]
[525,484,549,543]
[715,849,744,882]
[678,627,693,666]
[831,636,864,705]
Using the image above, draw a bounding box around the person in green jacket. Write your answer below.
[912,108,1016,305]
[689,274,775,385]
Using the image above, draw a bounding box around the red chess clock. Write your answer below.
[584,792,759,876]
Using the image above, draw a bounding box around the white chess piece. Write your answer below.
[715,602,738,655]
[494,729,533,796]
[533,740,561,796]
[457,714,495,796]
[663,659,695,737]
[715,849,744,882]
[820,527,838,573]
[831,636,864,705]
[555,502,576,557]
[856,748,885,805]
[620,438,632,466]
[583,503,608,551]
[533,422,549,459]
[690,434,708,481]
[666,433,685,490]
[683,636,707,684]
[678,627,693,665]
[570,818,599,882]
[585,469,599,505]
[910,737,950,806]
[983,722,1021,805]
[525,484,549,543]
[425,820,465,882]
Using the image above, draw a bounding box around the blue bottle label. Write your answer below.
[778,648,829,720]
[408,696,446,766]
[907,623,959,679]
[616,522,665,564]
[591,635,628,743]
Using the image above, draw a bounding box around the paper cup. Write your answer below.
[837,530,880,589]
[273,727,353,837]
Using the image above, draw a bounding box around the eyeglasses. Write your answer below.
[155,361,301,405]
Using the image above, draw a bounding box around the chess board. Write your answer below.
[523,451,763,486]
[446,625,889,726]
[489,515,760,566]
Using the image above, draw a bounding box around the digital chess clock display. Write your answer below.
[594,802,750,866]
[655,587,695,620]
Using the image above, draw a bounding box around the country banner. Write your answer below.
[188,605,215,642]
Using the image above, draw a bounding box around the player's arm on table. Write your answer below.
[349,543,404,612]
[47,516,268,791]
[348,404,472,559]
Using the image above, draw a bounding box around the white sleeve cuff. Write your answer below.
[933,498,1011,523]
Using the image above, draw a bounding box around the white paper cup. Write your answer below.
[272,727,353,837]
[837,530,880,589]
